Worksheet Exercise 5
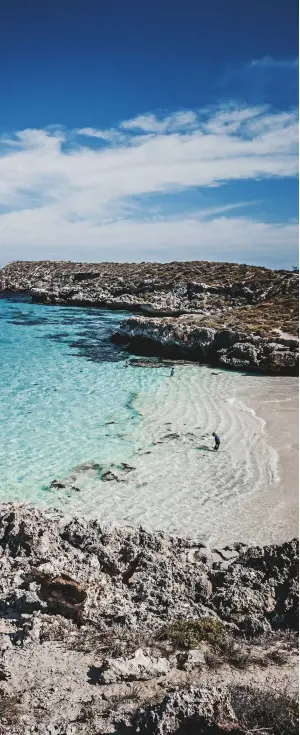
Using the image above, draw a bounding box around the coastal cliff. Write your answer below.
[0,503,298,734]
[1,259,298,374]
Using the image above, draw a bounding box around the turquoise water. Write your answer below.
[0,294,166,504]
[1,293,291,545]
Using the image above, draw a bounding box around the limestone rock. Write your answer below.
[98,648,171,683]
[134,685,237,734]
[0,504,297,637]
[1,260,297,375]
[176,648,207,671]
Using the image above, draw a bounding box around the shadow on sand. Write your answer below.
[197,445,216,452]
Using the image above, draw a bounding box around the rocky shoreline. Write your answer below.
[112,315,299,374]
[0,261,298,731]
[0,503,298,734]
[0,259,298,375]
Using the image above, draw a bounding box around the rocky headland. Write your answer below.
[0,259,298,374]
[0,503,298,734]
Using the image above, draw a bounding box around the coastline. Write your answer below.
[0,284,298,734]
[0,288,298,548]
[40,364,296,549]
[1,259,298,376]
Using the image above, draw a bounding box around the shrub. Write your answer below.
[0,693,23,727]
[230,684,299,735]
[162,617,226,649]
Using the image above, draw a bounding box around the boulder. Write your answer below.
[176,648,207,671]
[98,648,171,683]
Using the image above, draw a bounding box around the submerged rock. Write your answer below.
[101,470,120,482]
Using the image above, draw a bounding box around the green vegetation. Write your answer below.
[162,616,226,649]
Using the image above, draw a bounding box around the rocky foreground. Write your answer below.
[0,503,298,734]
[0,260,298,374]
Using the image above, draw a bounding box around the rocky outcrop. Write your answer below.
[1,259,297,375]
[1,259,298,375]
[0,503,297,637]
[0,504,297,734]
[113,316,299,375]
[134,686,238,734]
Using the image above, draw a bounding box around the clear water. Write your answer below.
[0,293,288,545]
[0,294,166,497]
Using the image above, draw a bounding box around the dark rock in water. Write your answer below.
[101,470,119,482]
[50,480,66,489]
[74,460,102,474]
[129,358,164,368]
[155,432,180,444]
[50,479,81,492]
[120,462,135,473]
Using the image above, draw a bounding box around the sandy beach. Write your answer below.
[43,365,298,548]
[235,375,299,546]
[131,368,299,547]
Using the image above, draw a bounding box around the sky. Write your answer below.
[0,0,298,268]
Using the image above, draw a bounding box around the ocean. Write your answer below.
[0,293,286,544]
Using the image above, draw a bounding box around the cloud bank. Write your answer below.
[0,103,298,266]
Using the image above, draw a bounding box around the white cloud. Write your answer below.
[76,127,125,144]
[0,104,298,266]
[249,56,299,70]
[121,110,198,133]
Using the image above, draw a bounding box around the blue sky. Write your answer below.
[0,0,298,267]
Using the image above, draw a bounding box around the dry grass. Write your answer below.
[194,302,299,337]
[204,630,298,672]
[230,684,299,735]
[0,693,24,729]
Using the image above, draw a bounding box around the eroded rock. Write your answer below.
[134,686,238,734]
[98,648,171,684]
[1,260,298,375]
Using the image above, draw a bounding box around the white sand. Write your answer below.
[233,375,299,546]
[128,367,299,546]
[40,365,298,547]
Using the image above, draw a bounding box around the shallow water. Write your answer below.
[0,293,291,544]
